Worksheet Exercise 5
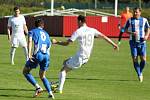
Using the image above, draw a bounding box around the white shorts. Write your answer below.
[65,55,88,69]
[11,36,27,47]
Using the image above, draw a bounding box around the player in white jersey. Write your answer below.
[52,15,119,93]
[7,6,28,65]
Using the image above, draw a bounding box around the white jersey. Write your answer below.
[69,25,102,60]
[8,15,26,38]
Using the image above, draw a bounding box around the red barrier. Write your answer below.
[0,16,127,38]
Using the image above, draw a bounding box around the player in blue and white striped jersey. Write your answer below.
[22,19,54,99]
[124,7,150,82]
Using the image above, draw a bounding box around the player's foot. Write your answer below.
[118,41,121,46]
[138,74,143,83]
[59,90,63,94]
[33,87,43,97]
[11,61,15,65]
[51,81,59,93]
[48,93,55,99]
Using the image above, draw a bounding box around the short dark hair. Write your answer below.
[78,15,86,23]
[14,6,20,11]
[35,18,44,27]
[133,7,142,12]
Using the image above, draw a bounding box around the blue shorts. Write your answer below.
[129,40,146,57]
[25,52,50,71]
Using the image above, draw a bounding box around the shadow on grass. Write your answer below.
[65,77,137,82]
[46,77,137,82]
[0,88,46,98]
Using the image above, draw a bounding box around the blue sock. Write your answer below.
[140,60,146,74]
[24,73,37,86]
[133,62,141,76]
[42,77,51,93]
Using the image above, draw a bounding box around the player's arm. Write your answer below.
[144,27,150,41]
[7,26,11,41]
[28,35,32,58]
[23,24,28,35]
[99,33,119,50]
[52,38,72,46]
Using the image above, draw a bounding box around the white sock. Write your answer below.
[23,47,28,61]
[10,47,16,64]
[58,71,66,91]
[35,83,41,89]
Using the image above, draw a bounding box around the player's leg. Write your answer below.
[39,53,54,99]
[10,37,18,65]
[20,37,28,61]
[23,46,28,61]
[129,41,141,79]
[10,47,16,65]
[139,43,146,73]
[139,44,146,82]
[39,70,54,99]
[58,65,72,94]
[23,58,43,97]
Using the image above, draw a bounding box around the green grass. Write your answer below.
[0,35,150,100]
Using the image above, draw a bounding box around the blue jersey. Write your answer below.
[125,17,150,42]
[29,27,51,55]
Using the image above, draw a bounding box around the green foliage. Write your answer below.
[0,35,150,100]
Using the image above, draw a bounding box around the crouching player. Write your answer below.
[22,19,54,99]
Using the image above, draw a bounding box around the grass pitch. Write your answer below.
[0,35,150,100]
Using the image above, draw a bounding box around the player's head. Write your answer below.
[133,7,141,18]
[13,6,20,16]
[35,18,45,28]
[125,6,130,12]
[77,15,86,27]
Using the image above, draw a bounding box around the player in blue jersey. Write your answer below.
[124,7,150,82]
[22,19,54,99]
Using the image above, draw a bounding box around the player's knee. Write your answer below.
[39,74,45,79]
[22,67,30,75]
[39,71,45,79]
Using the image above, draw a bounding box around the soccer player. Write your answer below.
[124,7,150,82]
[52,15,119,93]
[22,19,54,99]
[118,6,132,45]
[7,6,28,65]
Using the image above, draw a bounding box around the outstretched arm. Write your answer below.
[52,38,73,46]
[99,34,119,50]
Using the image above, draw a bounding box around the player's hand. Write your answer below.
[144,35,149,41]
[29,57,35,62]
[113,44,119,51]
[52,38,58,44]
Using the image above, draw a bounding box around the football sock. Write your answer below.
[35,83,41,89]
[58,71,66,91]
[23,47,28,61]
[42,77,51,93]
[10,47,16,64]
[24,73,37,86]
[140,60,146,74]
[133,62,141,76]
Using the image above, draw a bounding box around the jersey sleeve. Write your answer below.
[22,15,26,24]
[144,19,150,29]
[69,30,79,42]
[94,29,102,37]
[7,17,11,27]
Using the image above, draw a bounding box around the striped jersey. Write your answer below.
[125,17,150,42]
